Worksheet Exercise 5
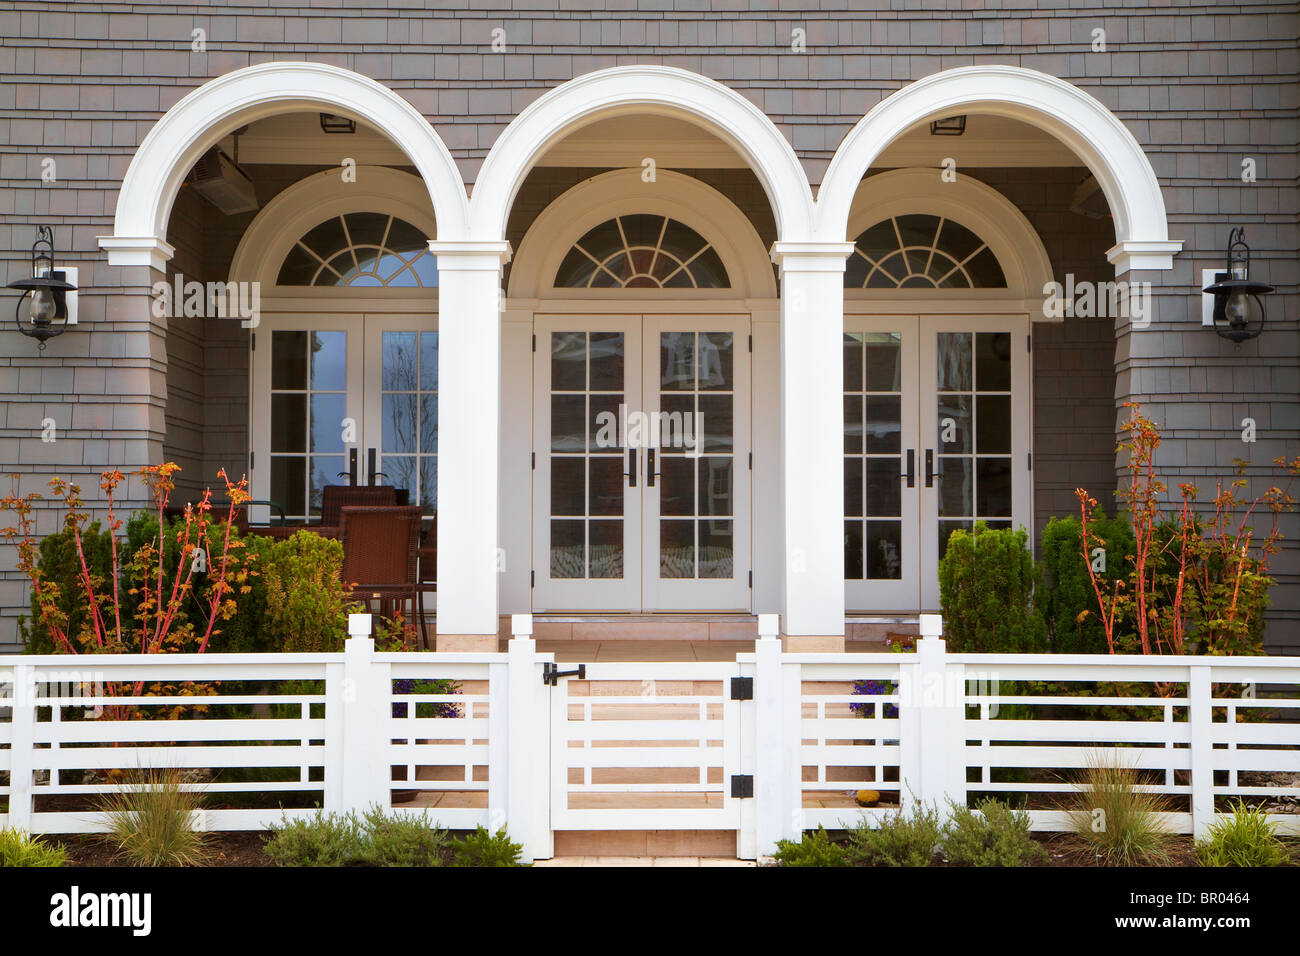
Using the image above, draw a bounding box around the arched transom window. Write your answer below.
[555,214,730,289]
[276,213,439,287]
[845,214,1006,289]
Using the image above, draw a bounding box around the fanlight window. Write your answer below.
[846,214,1006,289]
[276,213,438,287]
[555,214,730,289]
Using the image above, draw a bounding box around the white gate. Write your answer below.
[546,661,753,835]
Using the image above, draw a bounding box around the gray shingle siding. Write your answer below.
[0,1,1296,651]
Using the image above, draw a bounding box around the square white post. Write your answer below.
[8,663,35,830]
[429,240,511,649]
[340,613,388,813]
[754,613,799,855]
[1188,663,1215,838]
[506,613,540,861]
[904,617,965,816]
[770,242,854,650]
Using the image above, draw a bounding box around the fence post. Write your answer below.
[341,613,388,815]
[8,663,35,831]
[506,613,540,862]
[754,613,799,856]
[1188,662,1214,839]
[907,614,964,814]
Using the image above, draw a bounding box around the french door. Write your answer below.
[532,314,751,612]
[250,311,438,522]
[844,314,1032,612]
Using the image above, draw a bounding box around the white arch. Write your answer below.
[817,66,1182,274]
[845,168,1054,302]
[470,66,814,243]
[98,62,468,271]
[229,166,438,288]
[508,169,776,299]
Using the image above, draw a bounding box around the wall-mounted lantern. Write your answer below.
[7,226,77,350]
[1202,227,1273,343]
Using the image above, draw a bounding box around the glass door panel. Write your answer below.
[251,314,364,524]
[642,316,750,611]
[365,319,439,519]
[844,319,919,612]
[533,316,641,611]
[920,317,1030,610]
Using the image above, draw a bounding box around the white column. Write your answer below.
[428,241,511,648]
[769,242,854,649]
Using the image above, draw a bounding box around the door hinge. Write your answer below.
[747,570,752,588]
[1026,334,1032,353]
[532,333,536,352]
[249,450,254,470]
[1027,452,1033,471]
[748,334,752,353]
[531,570,535,587]
[531,451,535,469]
[250,331,256,351]
[730,676,753,700]
[748,451,752,470]
[730,774,754,799]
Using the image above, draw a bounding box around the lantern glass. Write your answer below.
[29,288,56,325]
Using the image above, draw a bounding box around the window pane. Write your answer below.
[550,395,585,453]
[659,456,694,517]
[976,458,1013,517]
[588,457,623,517]
[844,458,864,517]
[551,520,584,579]
[589,332,624,391]
[697,395,732,453]
[938,395,972,453]
[271,394,306,452]
[865,521,902,580]
[344,212,390,247]
[551,332,586,391]
[420,394,438,454]
[420,332,439,391]
[309,393,346,453]
[660,332,695,390]
[698,458,732,517]
[863,333,901,392]
[382,393,417,453]
[845,521,864,580]
[843,334,863,391]
[551,458,584,516]
[271,331,307,390]
[309,456,344,515]
[863,396,901,453]
[382,332,418,390]
[698,520,733,578]
[660,520,695,579]
[384,456,416,496]
[419,457,437,516]
[844,395,863,454]
[588,520,624,579]
[270,456,305,517]
[976,332,1012,391]
[310,331,347,390]
[936,332,972,391]
[699,332,733,389]
[865,458,902,517]
[976,394,1012,455]
[939,457,973,517]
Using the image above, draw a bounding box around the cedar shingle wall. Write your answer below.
[0,1,1296,650]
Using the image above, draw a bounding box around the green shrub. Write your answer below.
[19,520,114,654]
[358,806,447,867]
[938,522,1048,653]
[98,767,210,867]
[845,803,944,867]
[263,532,355,652]
[264,811,365,867]
[942,799,1047,867]
[1067,755,1173,866]
[771,826,848,867]
[0,829,69,867]
[449,826,524,867]
[1040,511,1134,654]
[1196,801,1292,867]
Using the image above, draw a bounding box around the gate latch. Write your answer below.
[542,661,587,686]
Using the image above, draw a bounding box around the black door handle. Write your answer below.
[647,448,657,487]
[925,449,940,488]
[901,449,915,488]
[627,447,637,487]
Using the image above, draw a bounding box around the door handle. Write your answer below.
[626,447,637,487]
[542,662,587,686]
[647,448,657,487]
[924,449,940,488]
[901,449,915,488]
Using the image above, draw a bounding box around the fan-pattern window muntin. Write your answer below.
[276,212,438,287]
[846,214,1007,290]
[555,214,730,289]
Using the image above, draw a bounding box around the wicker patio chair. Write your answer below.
[321,484,398,529]
[416,515,436,647]
[339,504,423,645]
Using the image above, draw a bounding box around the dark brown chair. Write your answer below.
[416,514,437,645]
[339,505,423,646]
[321,484,398,529]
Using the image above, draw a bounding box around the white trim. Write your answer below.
[844,168,1054,303]
[816,66,1181,275]
[99,62,468,268]
[229,166,439,287]
[508,169,776,300]
[469,66,815,242]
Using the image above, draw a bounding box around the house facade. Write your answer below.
[1,2,1297,654]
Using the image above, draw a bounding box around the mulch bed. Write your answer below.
[1033,833,1200,867]
[55,831,274,867]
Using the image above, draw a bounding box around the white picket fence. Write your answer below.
[1,613,1297,861]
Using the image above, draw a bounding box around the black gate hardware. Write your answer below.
[731,774,754,799]
[542,661,587,686]
[730,677,753,700]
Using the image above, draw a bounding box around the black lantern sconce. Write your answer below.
[7,226,77,349]
[1202,227,1273,343]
